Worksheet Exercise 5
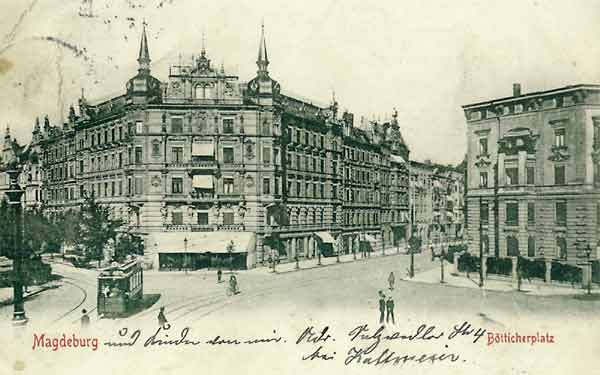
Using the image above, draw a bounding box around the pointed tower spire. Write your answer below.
[201,29,206,57]
[34,117,40,132]
[137,21,151,73]
[256,21,269,76]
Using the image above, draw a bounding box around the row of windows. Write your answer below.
[343,147,379,164]
[477,128,567,156]
[480,235,568,260]
[290,127,327,149]
[480,201,567,226]
[479,165,565,188]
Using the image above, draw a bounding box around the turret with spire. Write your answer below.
[256,21,269,77]
[247,21,280,105]
[137,21,151,74]
[126,22,161,102]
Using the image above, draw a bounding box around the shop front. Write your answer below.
[149,231,256,271]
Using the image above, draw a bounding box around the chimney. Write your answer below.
[513,83,521,97]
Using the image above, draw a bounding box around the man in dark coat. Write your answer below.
[158,306,168,328]
[386,296,395,325]
[378,291,386,324]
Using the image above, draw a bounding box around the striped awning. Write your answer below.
[314,232,335,243]
[192,142,214,156]
[193,175,213,189]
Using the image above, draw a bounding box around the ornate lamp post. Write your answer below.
[6,165,27,325]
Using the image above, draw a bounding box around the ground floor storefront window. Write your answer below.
[159,253,247,271]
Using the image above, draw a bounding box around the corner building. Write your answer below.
[463,83,600,264]
[28,25,411,269]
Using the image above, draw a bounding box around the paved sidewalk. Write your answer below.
[406,266,593,296]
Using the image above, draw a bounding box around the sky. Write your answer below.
[1,0,600,165]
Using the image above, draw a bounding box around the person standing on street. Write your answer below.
[81,309,90,328]
[157,306,168,328]
[378,291,386,325]
[388,272,395,290]
[386,296,395,325]
[217,268,222,283]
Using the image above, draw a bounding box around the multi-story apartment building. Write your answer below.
[7,25,412,270]
[463,83,600,263]
[409,160,465,246]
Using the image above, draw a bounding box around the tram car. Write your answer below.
[97,259,143,318]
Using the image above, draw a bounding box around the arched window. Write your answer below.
[507,236,519,257]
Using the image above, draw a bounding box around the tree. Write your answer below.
[74,193,124,267]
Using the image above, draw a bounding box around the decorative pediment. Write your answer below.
[498,127,538,155]
[548,146,570,162]
[474,155,491,168]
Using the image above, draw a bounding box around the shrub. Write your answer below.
[486,257,513,276]
[551,261,582,285]
[444,244,467,263]
[518,257,546,280]
[458,253,479,273]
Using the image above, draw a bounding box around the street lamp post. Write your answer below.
[183,237,188,275]
[585,244,592,296]
[6,167,27,325]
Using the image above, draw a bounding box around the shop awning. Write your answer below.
[193,175,213,189]
[151,232,255,254]
[314,232,335,243]
[192,143,214,156]
[390,154,406,164]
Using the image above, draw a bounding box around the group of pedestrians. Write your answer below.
[378,271,396,325]
[217,268,239,296]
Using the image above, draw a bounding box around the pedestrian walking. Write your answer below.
[378,291,386,325]
[217,268,222,283]
[229,274,238,295]
[386,296,395,325]
[157,306,168,328]
[80,309,90,328]
[388,272,395,290]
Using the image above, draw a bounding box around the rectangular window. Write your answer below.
[118,180,122,196]
[111,181,115,197]
[119,152,123,168]
[479,171,488,188]
[506,202,519,226]
[554,128,565,147]
[135,147,143,164]
[223,178,234,194]
[478,138,488,155]
[526,166,535,185]
[223,147,234,164]
[79,160,84,174]
[263,178,271,195]
[274,177,280,195]
[171,117,183,133]
[135,121,143,134]
[273,148,279,165]
[479,203,490,224]
[135,177,143,195]
[505,167,518,185]
[263,147,271,165]
[172,147,183,163]
[223,118,234,134]
[223,212,234,225]
[198,212,209,225]
[554,165,565,185]
[555,201,567,225]
[152,142,160,156]
[172,212,183,225]
[172,177,183,194]
[528,237,536,257]
[527,202,535,224]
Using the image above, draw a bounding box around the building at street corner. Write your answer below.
[463,83,600,265]
[7,24,414,270]
[409,160,465,246]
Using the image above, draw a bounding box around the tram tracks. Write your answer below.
[50,278,88,325]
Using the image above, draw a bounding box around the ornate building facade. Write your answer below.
[409,160,465,246]
[463,83,600,263]
[7,25,412,269]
